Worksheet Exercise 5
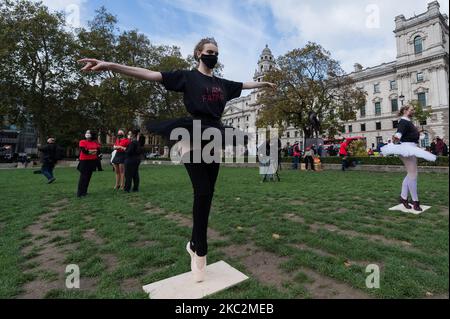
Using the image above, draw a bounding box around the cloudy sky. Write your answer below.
[39,0,449,84]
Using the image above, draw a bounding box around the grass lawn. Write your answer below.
[0,165,448,299]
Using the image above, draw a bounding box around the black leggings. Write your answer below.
[184,160,220,257]
[124,160,140,192]
[77,160,97,197]
[304,156,315,170]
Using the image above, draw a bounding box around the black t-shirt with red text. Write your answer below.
[161,69,243,120]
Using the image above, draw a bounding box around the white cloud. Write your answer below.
[37,0,86,11]
[250,0,449,72]
[33,0,88,28]
[137,0,273,84]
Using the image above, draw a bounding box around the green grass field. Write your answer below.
[0,165,448,299]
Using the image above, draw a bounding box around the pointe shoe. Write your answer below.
[412,201,423,212]
[193,255,207,283]
[399,197,412,209]
[186,242,195,272]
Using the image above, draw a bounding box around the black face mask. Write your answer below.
[118,134,124,139]
[200,54,218,69]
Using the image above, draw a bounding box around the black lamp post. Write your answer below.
[399,94,405,106]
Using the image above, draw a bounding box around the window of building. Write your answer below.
[414,36,423,54]
[360,105,366,117]
[418,92,427,107]
[376,122,382,130]
[361,124,366,132]
[287,132,290,138]
[375,102,382,116]
[390,80,397,90]
[348,125,353,133]
[393,120,399,129]
[340,126,346,134]
[417,72,424,82]
[374,83,380,93]
[391,99,398,113]
[376,136,383,146]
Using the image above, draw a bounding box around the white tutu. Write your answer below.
[381,142,437,162]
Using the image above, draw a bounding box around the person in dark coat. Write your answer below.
[124,129,142,193]
[37,138,59,184]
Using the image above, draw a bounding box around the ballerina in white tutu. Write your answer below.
[381,104,436,211]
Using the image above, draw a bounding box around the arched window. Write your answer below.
[414,36,423,54]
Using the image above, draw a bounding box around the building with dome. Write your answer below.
[223,1,449,151]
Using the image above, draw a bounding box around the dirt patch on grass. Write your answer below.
[304,222,415,249]
[220,244,256,259]
[220,242,370,298]
[120,278,142,293]
[224,243,292,291]
[290,200,306,206]
[165,212,227,241]
[284,212,414,249]
[290,243,335,259]
[103,254,119,272]
[439,208,449,217]
[289,243,384,271]
[299,268,370,299]
[132,240,158,248]
[83,229,105,245]
[143,203,166,215]
[336,208,349,213]
[18,200,98,298]
[284,213,305,224]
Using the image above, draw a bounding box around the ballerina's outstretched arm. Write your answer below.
[242,81,276,90]
[78,58,163,82]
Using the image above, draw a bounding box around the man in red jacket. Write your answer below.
[339,139,351,171]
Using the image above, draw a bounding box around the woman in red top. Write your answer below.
[339,139,351,171]
[78,130,101,197]
[112,129,130,190]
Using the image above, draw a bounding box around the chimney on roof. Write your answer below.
[354,63,363,72]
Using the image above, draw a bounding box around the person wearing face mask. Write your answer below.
[124,129,143,193]
[112,129,131,190]
[77,130,101,198]
[79,38,276,283]
[381,105,436,211]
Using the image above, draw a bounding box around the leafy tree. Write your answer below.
[256,42,367,145]
[0,0,80,144]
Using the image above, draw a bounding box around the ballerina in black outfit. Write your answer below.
[79,38,275,282]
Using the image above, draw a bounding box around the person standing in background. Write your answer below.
[77,130,101,198]
[435,137,445,156]
[292,142,301,170]
[124,129,142,193]
[112,129,130,190]
[339,139,351,171]
[303,147,316,171]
